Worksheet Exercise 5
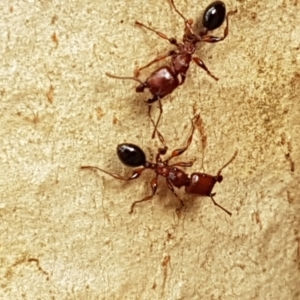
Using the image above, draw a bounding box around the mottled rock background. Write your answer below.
[0,0,299,299]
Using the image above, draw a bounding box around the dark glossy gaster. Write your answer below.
[202,1,226,31]
[117,143,146,167]
[106,1,237,138]
[81,115,237,215]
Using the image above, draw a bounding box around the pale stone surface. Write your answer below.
[0,0,299,299]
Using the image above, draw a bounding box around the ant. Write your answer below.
[81,114,237,216]
[106,1,237,137]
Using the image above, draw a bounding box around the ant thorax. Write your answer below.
[156,165,190,189]
[173,54,192,74]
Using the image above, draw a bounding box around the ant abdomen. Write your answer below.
[202,1,226,31]
[117,143,146,167]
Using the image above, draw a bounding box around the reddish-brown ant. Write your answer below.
[81,115,237,215]
[106,1,237,137]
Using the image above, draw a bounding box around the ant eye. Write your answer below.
[202,1,226,31]
[117,143,146,167]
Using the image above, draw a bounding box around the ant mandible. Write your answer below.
[81,114,237,216]
[106,1,237,137]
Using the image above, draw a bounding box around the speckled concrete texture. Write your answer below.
[0,0,299,299]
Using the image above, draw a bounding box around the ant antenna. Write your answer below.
[170,0,188,22]
[217,151,238,176]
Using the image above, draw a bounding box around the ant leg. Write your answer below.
[201,10,238,43]
[166,179,185,210]
[216,151,238,176]
[135,51,176,77]
[135,21,178,45]
[167,114,199,161]
[169,0,194,34]
[169,0,187,21]
[192,56,219,81]
[193,113,207,170]
[129,176,158,213]
[148,99,164,140]
[148,103,168,162]
[210,194,232,216]
[170,160,195,168]
[149,104,167,151]
[81,166,145,181]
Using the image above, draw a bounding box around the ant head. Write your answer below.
[117,143,146,167]
[216,175,223,183]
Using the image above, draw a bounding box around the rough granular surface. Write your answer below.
[0,0,299,299]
